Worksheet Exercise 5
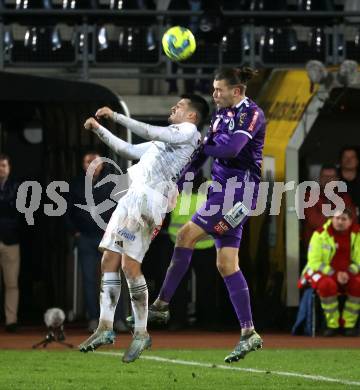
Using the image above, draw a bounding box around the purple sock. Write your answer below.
[158,247,193,303]
[224,270,254,329]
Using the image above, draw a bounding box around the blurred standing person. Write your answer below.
[339,147,360,221]
[0,154,20,332]
[67,151,118,333]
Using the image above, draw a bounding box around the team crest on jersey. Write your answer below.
[227,110,234,117]
[238,112,247,127]
[228,118,235,131]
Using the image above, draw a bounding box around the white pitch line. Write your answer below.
[96,351,360,387]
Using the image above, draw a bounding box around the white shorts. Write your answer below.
[99,191,161,263]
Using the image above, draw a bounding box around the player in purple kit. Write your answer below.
[128,67,265,363]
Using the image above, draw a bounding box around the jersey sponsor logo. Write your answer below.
[117,228,136,242]
[223,201,250,228]
[238,112,247,127]
[248,111,259,132]
[228,118,235,131]
[197,216,208,225]
[214,220,230,234]
[212,117,221,132]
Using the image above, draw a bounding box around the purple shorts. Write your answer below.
[192,181,258,249]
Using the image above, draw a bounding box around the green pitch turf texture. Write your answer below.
[0,349,359,389]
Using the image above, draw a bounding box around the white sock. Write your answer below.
[127,275,148,334]
[99,272,121,329]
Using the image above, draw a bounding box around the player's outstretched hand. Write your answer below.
[96,106,114,120]
[84,117,100,131]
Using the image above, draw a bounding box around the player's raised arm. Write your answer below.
[110,113,196,145]
[83,117,151,160]
[96,95,209,146]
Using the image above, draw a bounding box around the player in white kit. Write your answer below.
[78,95,209,363]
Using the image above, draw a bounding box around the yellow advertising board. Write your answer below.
[259,69,316,180]
[249,69,316,277]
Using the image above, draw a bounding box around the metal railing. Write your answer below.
[1,10,360,79]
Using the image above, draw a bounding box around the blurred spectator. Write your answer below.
[0,154,20,333]
[67,151,125,332]
[338,146,360,219]
[300,209,360,337]
[303,164,356,249]
[167,172,217,329]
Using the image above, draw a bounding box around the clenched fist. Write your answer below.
[95,106,114,120]
[84,117,100,131]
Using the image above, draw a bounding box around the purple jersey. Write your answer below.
[205,97,266,184]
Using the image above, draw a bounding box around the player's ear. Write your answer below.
[188,110,197,122]
[233,86,242,97]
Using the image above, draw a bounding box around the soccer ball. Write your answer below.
[162,26,196,61]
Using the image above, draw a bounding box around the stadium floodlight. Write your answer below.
[4,27,14,52]
[287,28,298,52]
[266,27,275,52]
[242,31,250,52]
[51,27,62,51]
[110,0,123,10]
[221,34,228,52]
[337,33,344,54]
[79,32,85,51]
[337,60,359,87]
[260,27,275,52]
[146,27,155,51]
[119,27,125,47]
[127,27,133,52]
[97,26,108,51]
[24,27,37,51]
[16,0,28,9]
[355,28,360,47]
[309,27,323,53]
[63,0,76,9]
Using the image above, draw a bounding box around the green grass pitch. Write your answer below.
[0,349,359,389]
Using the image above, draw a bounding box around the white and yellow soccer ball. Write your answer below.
[162,26,196,61]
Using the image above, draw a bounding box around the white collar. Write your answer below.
[235,97,248,108]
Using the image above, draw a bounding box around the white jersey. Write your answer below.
[128,123,200,189]
[94,118,200,226]
[95,117,201,262]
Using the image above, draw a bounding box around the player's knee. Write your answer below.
[216,258,238,277]
[176,224,196,248]
[121,260,141,280]
[101,250,121,272]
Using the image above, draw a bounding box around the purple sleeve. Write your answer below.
[203,132,249,159]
